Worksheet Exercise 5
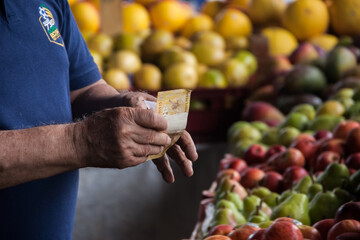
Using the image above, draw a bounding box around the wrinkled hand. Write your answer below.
[119,91,198,183]
[73,107,171,169]
[153,131,198,183]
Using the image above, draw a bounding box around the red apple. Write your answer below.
[314,151,341,172]
[345,153,360,170]
[217,169,242,183]
[290,138,318,169]
[240,168,265,190]
[312,218,335,240]
[297,225,321,240]
[263,221,303,240]
[327,219,360,240]
[227,224,261,240]
[266,152,282,168]
[335,232,360,240]
[247,229,266,240]
[314,130,333,141]
[228,158,248,174]
[282,166,309,190]
[318,138,345,155]
[219,154,238,170]
[243,144,267,165]
[276,148,305,173]
[333,120,360,140]
[265,144,287,161]
[346,128,360,155]
[260,171,284,193]
[204,235,232,240]
[334,202,360,224]
[274,217,303,225]
[207,224,235,236]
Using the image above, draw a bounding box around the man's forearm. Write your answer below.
[0,124,82,189]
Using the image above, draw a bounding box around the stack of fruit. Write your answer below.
[68,0,260,92]
[193,116,360,239]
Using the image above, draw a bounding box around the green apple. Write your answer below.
[261,127,279,146]
[251,121,269,134]
[278,127,301,147]
[291,103,316,121]
[236,125,262,142]
[332,88,354,99]
[233,139,257,157]
[227,121,251,143]
[280,112,309,131]
[234,50,258,75]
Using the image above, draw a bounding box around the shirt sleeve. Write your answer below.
[58,0,102,91]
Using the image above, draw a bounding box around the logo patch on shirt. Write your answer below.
[39,4,64,46]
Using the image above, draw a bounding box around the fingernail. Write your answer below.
[166,136,171,145]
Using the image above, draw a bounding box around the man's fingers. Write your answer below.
[176,131,198,161]
[152,155,175,183]
[133,109,167,131]
[133,144,164,158]
[131,128,171,146]
[167,144,194,177]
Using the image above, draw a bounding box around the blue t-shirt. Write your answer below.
[0,0,101,239]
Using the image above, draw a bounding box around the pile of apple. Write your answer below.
[195,116,360,239]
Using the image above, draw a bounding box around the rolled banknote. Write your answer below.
[146,89,192,160]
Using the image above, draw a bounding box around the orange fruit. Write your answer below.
[104,69,131,90]
[134,0,157,6]
[181,14,214,38]
[149,0,193,33]
[108,50,142,74]
[201,0,226,18]
[329,0,360,37]
[87,33,114,58]
[121,2,150,34]
[214,8,252,39]
[261,27,298,56]
[88,0,100,9]
[282,0,329,41]
[71,1,100,33]
[247,0,286,26]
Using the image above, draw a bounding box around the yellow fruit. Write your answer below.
[247,0,286,26]
[214,8,252,39]
[113,32,142,54]
[121,2,150,34]
[87,33,114,58]
[226,0,249,9]
[261,27,298,56]
[316,100,345,117]
[104,69,131,90]
[309,34,338,51]
[221,58,249,87]
[329,0,360,36]
[108,50,142,74]
[192,31,226,49]
[134,64,162,91]
[192,42,226,66]
[163,63,198,89]
[149,0,193,33]
[226,36,249,51]
[201,0,226,18]
[181,14,214,38]
[282,0,329,41]
[174,36,193,50]
[81,31,95,43]
[198,69,227,88]
[71,2,100,33]
[89,49,103,74]
[141,30,174,59]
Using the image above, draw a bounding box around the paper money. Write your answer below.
[146,89,191,160]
